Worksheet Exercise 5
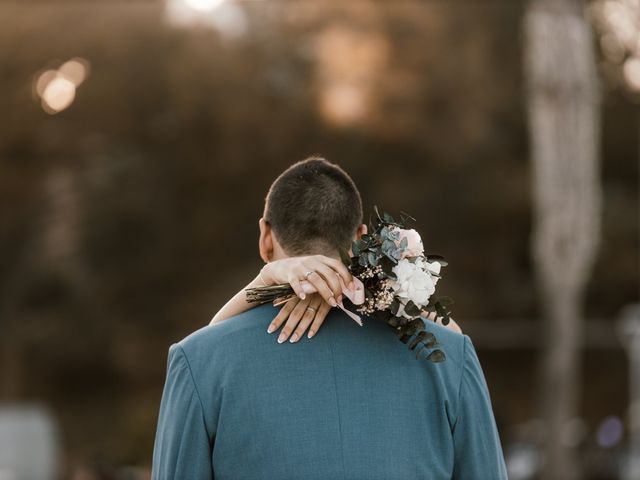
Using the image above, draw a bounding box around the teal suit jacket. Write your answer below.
[152,304,507,479]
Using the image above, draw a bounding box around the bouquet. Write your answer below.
[246,208,454,363]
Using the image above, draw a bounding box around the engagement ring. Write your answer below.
[307,306,317,312]
[304,270,314,279]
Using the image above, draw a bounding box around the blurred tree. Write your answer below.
[524,0,602,478]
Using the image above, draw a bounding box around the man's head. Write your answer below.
[259,156,365,261]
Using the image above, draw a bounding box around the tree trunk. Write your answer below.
[523,0,602,478]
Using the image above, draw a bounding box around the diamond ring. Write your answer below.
[304,270,314,279]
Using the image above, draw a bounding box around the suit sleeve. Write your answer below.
[152,344,214,480]
[452,335,508,479]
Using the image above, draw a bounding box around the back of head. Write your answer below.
[264,156,363,256]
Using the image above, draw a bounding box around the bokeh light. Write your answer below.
[164,0,246,38]
[33,58,89,115]
[314,26,389,127]
[41,77,76,114]
[35,70,58,98]
[596,415,624,448]
[591,0,640,93]
[623,57,640,91]
[184,0,226,12]
[319,84,367,127]
[58,58,90,87]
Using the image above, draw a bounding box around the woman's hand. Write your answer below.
[261,255,354,308]
[267,293,331,343]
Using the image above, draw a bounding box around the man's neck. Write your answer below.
[274,246,341,261]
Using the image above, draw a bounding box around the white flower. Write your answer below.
[426,260,441,275]
[394,228,424,258]
[423,260,441,285]
[390,259,437,312]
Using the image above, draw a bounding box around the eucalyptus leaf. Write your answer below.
[382,239,395,254]
[427,350,446,362]
[379,256,397,277]
[437,296,455,306]
[390,299,400,315]
[408,332,426,350]
[404,301,421,317]
[388,230,400,240]
[423,333,438,349]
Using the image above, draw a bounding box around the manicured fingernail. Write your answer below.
[277,333,286,343]
[299,293,306,300]
[308,330,315,339]
[329,297,337,307]
[267,324,275,334]
[289,333,298,343]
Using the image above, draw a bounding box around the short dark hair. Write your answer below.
[264,156,363,255]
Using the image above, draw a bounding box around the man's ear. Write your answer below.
[258,218,274,263]
[355,223,368,239]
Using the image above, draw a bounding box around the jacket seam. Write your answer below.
[452,335,469,431]
[174,344,214,441]
[328,340,347,480]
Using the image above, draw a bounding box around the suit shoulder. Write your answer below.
[178,304,278,355]
[416,318,468,379]
[420,318,466,353]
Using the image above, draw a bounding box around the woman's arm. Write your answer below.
[423,310,463,334]
[209,273,265,326]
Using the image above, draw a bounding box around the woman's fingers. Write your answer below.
[308,255,353,293]
[308,301,332,339]
[287,272,307,300]
[312,263,344,298]
[302,269,337,306]
[265,254,353,301]
[277,297,314,343]
[268,297,299,334]
[303,256,352,304]
[290,297,323,343]
[320,256,354,289]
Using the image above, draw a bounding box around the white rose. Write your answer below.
[390,259,436,311]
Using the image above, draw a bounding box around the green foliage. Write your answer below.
[394,320,446,363]
[346,208,454,364]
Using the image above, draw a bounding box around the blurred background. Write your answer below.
[0,0,637,479]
